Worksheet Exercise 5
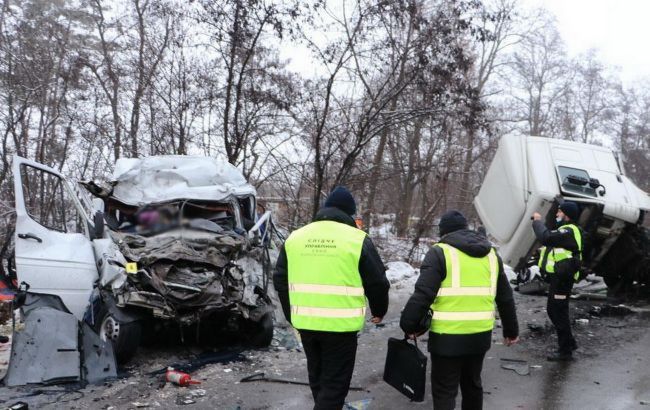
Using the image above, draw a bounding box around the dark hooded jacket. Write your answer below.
[400,229,518,356]
[532,219,583,293]
[273,207,390,325]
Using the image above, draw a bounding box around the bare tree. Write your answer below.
[128,0,171,157]
[505,16,569,136]
[572,49,612,143]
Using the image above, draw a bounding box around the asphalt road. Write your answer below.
[1,291,649,409]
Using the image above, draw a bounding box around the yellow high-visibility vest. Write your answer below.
[430,243,498,334]
[285,220,367,332]
[539,224,582,280]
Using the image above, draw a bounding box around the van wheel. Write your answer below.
[96,310,142,363]
[248,313,274,348]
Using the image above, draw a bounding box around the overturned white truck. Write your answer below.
[474,135,650,293]
[12,155,274,364]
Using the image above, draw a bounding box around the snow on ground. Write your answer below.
[373,236,431,266]
[369,222,393,238]
[385,261,420,296]
[385,261,416,283]
[503,264,518,283]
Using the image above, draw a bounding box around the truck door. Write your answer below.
[12,156,98,320]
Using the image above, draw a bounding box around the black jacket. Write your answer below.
[273,207,390,326]
[532,220,581,268]
[533,219,583,292]
[399,229,519,356]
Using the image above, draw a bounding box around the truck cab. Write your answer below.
[474,135,650,291]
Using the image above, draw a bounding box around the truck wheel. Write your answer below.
[248,313,274,348]
[96,309,142,363]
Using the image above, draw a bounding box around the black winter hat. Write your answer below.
[559,201,580,221]
[324,186,357,216]
[439,210,468,236]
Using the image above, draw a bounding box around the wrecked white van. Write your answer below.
[12,155,274,362]
[474,135,650,293]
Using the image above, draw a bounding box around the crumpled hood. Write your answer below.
[109,155,256,206]
[440,229,493,257]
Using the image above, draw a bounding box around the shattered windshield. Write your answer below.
[105,199,242,236]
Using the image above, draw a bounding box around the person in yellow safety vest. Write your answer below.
[532,200,583,362]
[273,186,390,410]
[400,210,519,410]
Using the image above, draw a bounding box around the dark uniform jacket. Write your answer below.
[273,207,390,325]
[532,220,583,294]
[400,229,519,356]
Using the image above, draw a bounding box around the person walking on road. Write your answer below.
[274,186,390,410]
[532,201,583,362]
[400,210,519,410]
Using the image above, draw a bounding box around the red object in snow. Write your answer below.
[165,368,201,387]
[0,278,14,301]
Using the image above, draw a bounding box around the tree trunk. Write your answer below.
[395,117,423,237]
[457,126,476,215]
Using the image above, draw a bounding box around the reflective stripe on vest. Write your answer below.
[542,224,582,280]
[289,283,365,296]
[430,243,498,335]
[537,246,548,269]
[285,220,367,332]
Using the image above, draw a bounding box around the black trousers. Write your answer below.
[547,273,577,354]
[547,292,577,354]
[430,353,485,410]
[299,330,358,410]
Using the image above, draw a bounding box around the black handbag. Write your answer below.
[383,336,427,402]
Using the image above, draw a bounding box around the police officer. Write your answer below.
[532,201,583,362]
[274,186,389,409]
[400,210,519,410]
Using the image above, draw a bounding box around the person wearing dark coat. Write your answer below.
[274,186,389,410]
[400,210,519,410]
[532,201,583,362]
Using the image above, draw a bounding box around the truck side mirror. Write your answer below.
[588,178,606,196]
[566,175,588,186]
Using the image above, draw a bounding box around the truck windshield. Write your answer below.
[558,166,597,197]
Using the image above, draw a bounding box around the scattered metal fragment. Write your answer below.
[240,372,364,391]
[599,305,634,316]
[500,358,530,376]
[176,391,205,407]
[572,293,608,300]
[516,280,548,295]
[6,402,29,410]
[589,306,602,316]
[344,398,373,410]
[148,349,245,376]
[177,398,195,405]
[527,323,545,332]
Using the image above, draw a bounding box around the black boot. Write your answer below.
[555,342,578,354]
[547,352,573,362]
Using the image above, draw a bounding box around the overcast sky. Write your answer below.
[525,0,650,84]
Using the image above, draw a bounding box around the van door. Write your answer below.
[12,156,98,320]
